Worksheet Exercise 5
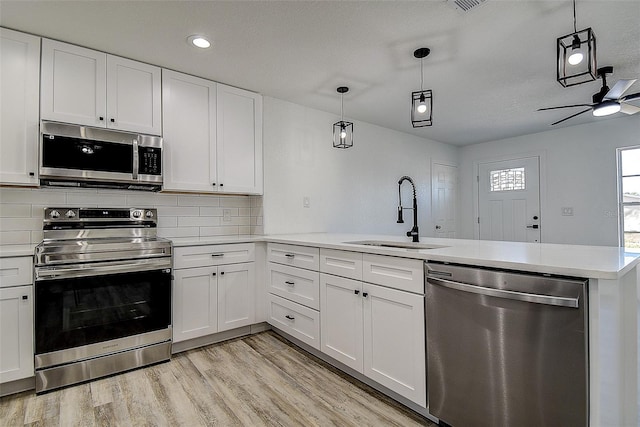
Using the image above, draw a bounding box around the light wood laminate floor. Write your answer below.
[1,331,435,426]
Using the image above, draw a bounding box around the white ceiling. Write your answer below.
[1,0,639,146]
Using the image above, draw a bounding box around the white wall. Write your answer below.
[458,115,640,246]
[263,97,458,236]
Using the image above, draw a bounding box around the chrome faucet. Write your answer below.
[397,176,419,242]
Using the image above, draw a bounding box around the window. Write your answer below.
[618,146,640,252]
[490,167,526,192]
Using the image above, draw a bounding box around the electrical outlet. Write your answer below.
[303,196,310,208]
[604,210,617,218]
[561,207,573,216]
[223,209,232,222]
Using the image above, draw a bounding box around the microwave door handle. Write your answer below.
[132,139,139,180]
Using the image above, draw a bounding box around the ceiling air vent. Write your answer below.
[446,0,488,13]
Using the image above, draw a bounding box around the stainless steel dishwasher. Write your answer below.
[425,261,588,427]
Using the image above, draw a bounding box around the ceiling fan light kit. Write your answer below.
[333,86,354,149]
[411,47,433,128]
[556,0,597,87]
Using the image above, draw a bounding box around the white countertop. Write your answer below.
[0,244,35,258]
[263,233,640,280]
[169,235,261,247]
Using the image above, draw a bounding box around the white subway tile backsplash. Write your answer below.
[0,231,31,245]
[0,187,263,245]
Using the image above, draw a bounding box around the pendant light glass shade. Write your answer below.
[557,0,596,87]
[411,47,433,128]
[333,86,353,149]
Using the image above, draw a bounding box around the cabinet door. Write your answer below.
[216,84,263,194]
[0,285,34,383]
[162,70,217,193]
[363,283,426,407]
[106,55,161,135]
[0,29,40,186]
[320,274,363,372]
[41,39,106,127]
[172,266,218,343]
[217,262,255,332]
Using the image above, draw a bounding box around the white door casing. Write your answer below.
[478,156,541,243]
[432,163,457,237]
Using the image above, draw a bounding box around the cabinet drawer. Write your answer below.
[0,256,33,288]
[320,249,363,280]
[268,294,320,350]
[362,254,424,294]
[267,243,319,271]
[174,243,255,269]
[268,263,320,310]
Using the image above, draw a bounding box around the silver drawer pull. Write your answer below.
[285,281,295,286]
[284,254,295,258]
[285,315,295,320]
[211,254,224,257]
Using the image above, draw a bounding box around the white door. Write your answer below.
[432,163,457,237]
[319,273,363,372]
[478,157,541,242]
[363,283,426,407]
[0,28,40,186]
[216,84,263,194]
[0,285,34,383]
[217,262,255,332]
[172,266,218,343]
[162,69,217,193]
[41,39,107,127]
[106,55,161,135]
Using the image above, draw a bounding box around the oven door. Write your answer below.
[34,266,171,368]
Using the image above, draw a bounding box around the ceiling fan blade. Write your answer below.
[550,108,592,126]
[604,79,637,100]
[538,104,592,111]
[621,92,640,103]
[620,103,640,115]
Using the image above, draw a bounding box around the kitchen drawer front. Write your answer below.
[174,243,255,269]
[267,243,319,271]
[362,254,424,294]
[268,293,320,350]
[268,263,320,310]
[320,249,363,280]
[0,256,33,288]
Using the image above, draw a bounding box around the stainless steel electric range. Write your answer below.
[33,207,172,393]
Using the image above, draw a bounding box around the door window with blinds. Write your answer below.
[618,146,640,252]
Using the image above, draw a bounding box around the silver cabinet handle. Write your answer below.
[427,276,579,308]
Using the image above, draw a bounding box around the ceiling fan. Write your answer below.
[539,66,640,125]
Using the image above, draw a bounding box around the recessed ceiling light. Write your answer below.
[187,35,211,49]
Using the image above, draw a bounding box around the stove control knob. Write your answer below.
[49,210,60,219]
[65,210,76,219]
[132,210,142,219]
[145,211,154,219]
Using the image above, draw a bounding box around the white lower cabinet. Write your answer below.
[268,293,320,349]
[172,244,255,344]
[0,285,34,383]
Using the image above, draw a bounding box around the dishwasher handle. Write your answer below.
[427,276,579,308]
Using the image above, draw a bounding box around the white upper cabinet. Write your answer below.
[216,83,263,195]
[0,28,40,186]
[41,39,161,135]
[162,69,217,192]
[162,71,263,195]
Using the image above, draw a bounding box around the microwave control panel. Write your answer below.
[139,147,161,175]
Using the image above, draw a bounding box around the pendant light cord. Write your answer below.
[573,0,577,33]
[420,58,424,91]
[340,93,344,121]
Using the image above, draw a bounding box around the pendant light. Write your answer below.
[411,48,433,128]
[557,0,596,87]
[333,86,353,149]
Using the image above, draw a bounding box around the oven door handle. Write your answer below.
[35,258,171,280]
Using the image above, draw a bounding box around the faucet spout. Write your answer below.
[397,176,419,242]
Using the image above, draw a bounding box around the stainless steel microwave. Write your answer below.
[39,121,163,191]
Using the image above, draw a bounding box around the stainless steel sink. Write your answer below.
[345,240,447,250]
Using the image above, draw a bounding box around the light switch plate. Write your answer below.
[303,196,310,208]
[561,207,573,216]
[223,209,232,222]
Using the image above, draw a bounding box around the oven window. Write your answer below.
[42,134,133,173]
[35,269,171,354]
